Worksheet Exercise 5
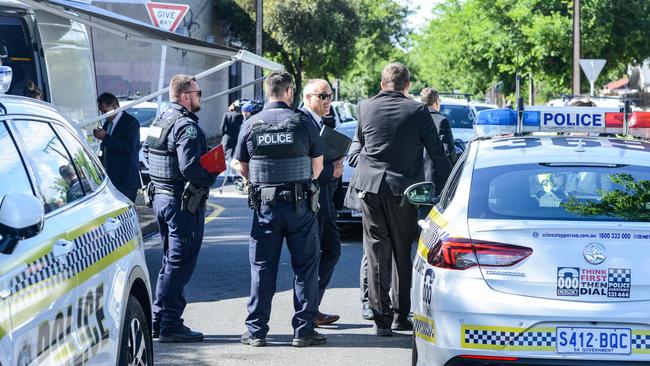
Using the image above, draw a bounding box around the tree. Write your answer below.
[413,0,650,102]
[215,0,360,99]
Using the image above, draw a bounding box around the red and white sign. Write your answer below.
[145,2,189,32]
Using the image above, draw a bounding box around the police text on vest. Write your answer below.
[256,132,294,146]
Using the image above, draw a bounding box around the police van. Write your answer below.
[408,104,650,366]
[0,86,153,364]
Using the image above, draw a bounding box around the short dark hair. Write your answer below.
[23,80,42,99]
[265,71,293,98]
[97,92,119,106]
[59,165,75,179]
[568,99,596,107]
[381,62,410,91]
[420,87,439,106]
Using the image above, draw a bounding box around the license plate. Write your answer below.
[556,327,631,354]
[351,209,362,217]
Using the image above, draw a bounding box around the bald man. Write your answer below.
[300,79,343,326]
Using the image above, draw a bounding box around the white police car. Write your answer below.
[407,105,650,366]
[0,74,153,365]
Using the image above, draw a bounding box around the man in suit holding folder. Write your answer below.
[300,79,344,326]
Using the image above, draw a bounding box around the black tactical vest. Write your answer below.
[248,115,311,184]
[145,111,184,184]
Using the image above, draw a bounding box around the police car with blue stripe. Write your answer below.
[0,67,153,365]
[407,103,650,366]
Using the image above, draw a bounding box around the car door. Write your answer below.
[0,116,84,365]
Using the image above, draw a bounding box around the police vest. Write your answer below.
[248,115,311,184]
[145,111,185,184]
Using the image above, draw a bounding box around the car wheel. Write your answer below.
[118,295,153,366]
[411,330,418,366]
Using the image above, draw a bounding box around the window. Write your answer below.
[0,121,33,199]
[12,120,90,212]
[439,104,472,129]
[52,123,105,191]
[439,152,467,209]
[469,163,650,222]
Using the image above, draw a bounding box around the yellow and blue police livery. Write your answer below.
[408,105,650,366]
[0,92,153,366]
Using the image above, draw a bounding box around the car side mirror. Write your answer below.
[404,182,439,206]
[0,193,44,254]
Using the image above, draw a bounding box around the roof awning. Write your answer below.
[20,0,238,58]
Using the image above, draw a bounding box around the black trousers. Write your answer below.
[360,181,418,329]
[317,215,341,305]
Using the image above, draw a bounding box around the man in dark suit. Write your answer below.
[221,101,244,160]
[349,63,452,336]
[300,79,344,326]
[421,87,457,188]
[93,92,141,202]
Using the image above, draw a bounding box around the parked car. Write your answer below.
[335,121,361,225]
[409,105,650,366]
[0,94,153,365]
[438,97,497,147]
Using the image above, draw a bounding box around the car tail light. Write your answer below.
[427,238,532,270]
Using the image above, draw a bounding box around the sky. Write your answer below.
[399,0,440,30]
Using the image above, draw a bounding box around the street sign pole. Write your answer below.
[145,2,190,113]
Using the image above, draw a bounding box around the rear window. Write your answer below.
[439,104,473,129]
[469,164,650,222]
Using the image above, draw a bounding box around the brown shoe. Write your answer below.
[315,312,340,326]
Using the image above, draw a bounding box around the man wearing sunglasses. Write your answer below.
[300,79,344,327]
[144,74,216,343]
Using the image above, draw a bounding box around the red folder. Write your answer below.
[200,144,226,175]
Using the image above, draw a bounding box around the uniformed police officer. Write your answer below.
[143,74,216,343]
[235,71,326,347]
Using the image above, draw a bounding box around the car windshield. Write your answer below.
[469,163,650,222]
[439,104,473,129]
[128,108,157,127]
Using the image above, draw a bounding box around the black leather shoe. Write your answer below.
[152,321,160,339]
[315,312,340,326]
[241,332,266,347]
[374,325,393,337]
[392,318,413,331]
[158,327,204,343]
[361,303,374,320]
[292,331,327,347]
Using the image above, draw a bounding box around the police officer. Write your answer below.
[143,74,215,343]
[235,71,326,347]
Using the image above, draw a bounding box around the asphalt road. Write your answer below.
[144,182,412,365]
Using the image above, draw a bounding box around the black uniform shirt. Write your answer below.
[144,103,216,192]
[234,101,324,163]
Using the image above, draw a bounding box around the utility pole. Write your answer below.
[254,0,263,100]
[572,0,581,95]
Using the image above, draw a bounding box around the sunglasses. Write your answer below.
[184,90,202,98]
[311,93,333,101]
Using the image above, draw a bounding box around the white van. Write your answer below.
[0,0,97,121]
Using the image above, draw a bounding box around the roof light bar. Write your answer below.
[474,106,632,137]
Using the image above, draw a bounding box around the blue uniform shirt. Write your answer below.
[234,101,324,164]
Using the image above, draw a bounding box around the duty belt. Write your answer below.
[276,190,308,202]
[154,187,182,197]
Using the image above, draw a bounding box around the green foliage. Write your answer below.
[413,0,650,102]
[562,174,650,221]
[215,0,410,102]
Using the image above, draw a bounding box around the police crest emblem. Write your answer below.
[184,125,198,140]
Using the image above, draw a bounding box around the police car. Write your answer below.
[0,78,153,365]
[407,104,650,365]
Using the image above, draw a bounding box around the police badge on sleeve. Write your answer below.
[184,125,198,140]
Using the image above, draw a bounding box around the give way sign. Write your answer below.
[145,2,189,32]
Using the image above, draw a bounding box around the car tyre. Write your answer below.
[118,295,153,366]
[411,330,418,366]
